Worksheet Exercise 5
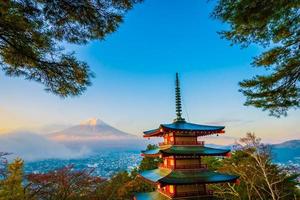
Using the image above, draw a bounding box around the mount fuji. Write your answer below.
[48,118,146,151]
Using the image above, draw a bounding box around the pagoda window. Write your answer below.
[170,159,174,166]
[161,186,166,193]
[169,185,175,194]
[173,136,200,145]
[163,136,168,144]
[170,136,174,142]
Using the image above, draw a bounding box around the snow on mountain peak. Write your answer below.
[49,118,139,143]
[80,118,104,126]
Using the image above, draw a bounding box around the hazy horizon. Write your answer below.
[1,117,298,145]
[1,117,298,162]
[0,0,299,145]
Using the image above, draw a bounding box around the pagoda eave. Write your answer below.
[159,176,238,186]
[139,168,239,186]
[160,152,229,157]
[134,191,219,200]
[143,121,226,138]
[141,153,161,158]
[144,129,225,138]
[134,191,170,200]
[137,174,158,185]
[142,146,230,157]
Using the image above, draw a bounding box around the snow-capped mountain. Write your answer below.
[47,118,146,150]
[48,118,137,142]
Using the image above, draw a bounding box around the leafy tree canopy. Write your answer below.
[212,0,300,117]
[0,0,141,97]
[207,133,300,200]
[27,165,105,200]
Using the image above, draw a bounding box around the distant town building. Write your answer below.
[134,73,239,200]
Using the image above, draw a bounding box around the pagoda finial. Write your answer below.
[174,73,185,122]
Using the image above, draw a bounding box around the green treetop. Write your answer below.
[212,0,300,117]
[0,158,29,200]
[0,0,141,97]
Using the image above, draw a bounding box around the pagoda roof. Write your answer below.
[162,121,224,131]
[142,148,161,155]
[140,168,171,182]
[144,121,225,137]
[142,146,230,156]
[134,191,218,200]
[139,168,238,185]
[134,191,170,200]
[142,148,160,156]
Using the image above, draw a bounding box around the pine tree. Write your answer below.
[212,0,300,117]
[0,158,29,200]
[0,0,141,97]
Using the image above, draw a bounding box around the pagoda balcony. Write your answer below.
[158,190,213,198]
[176,190,213,197]
[159,141,205,146]
[159,163,208,170]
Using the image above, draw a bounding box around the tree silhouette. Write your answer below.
[213,0,299,117]
[0,0,141,97]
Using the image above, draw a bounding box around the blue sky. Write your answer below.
[0,0,299,143]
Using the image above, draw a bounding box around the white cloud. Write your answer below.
[0,132,91,161]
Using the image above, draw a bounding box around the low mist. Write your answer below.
[0,132,91,161]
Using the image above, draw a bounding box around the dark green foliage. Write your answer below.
[145,144,158,150]
[201,156,223,171]
[114,173,155,200]
[139,144,162,171]
[95,171,154,200]
[0,0,141,97]
[212,0,300,117]
[96,171,132,200]
[139,155,160,171]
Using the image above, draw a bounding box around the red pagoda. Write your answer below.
[134,73,239,200]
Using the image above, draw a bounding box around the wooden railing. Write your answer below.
[158,190,213,198]
[176,163,207,169]
[176,190,213,197]
[159,141,205,146]
[159,163,207,170]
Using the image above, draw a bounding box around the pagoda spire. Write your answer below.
[174,73,185,122]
